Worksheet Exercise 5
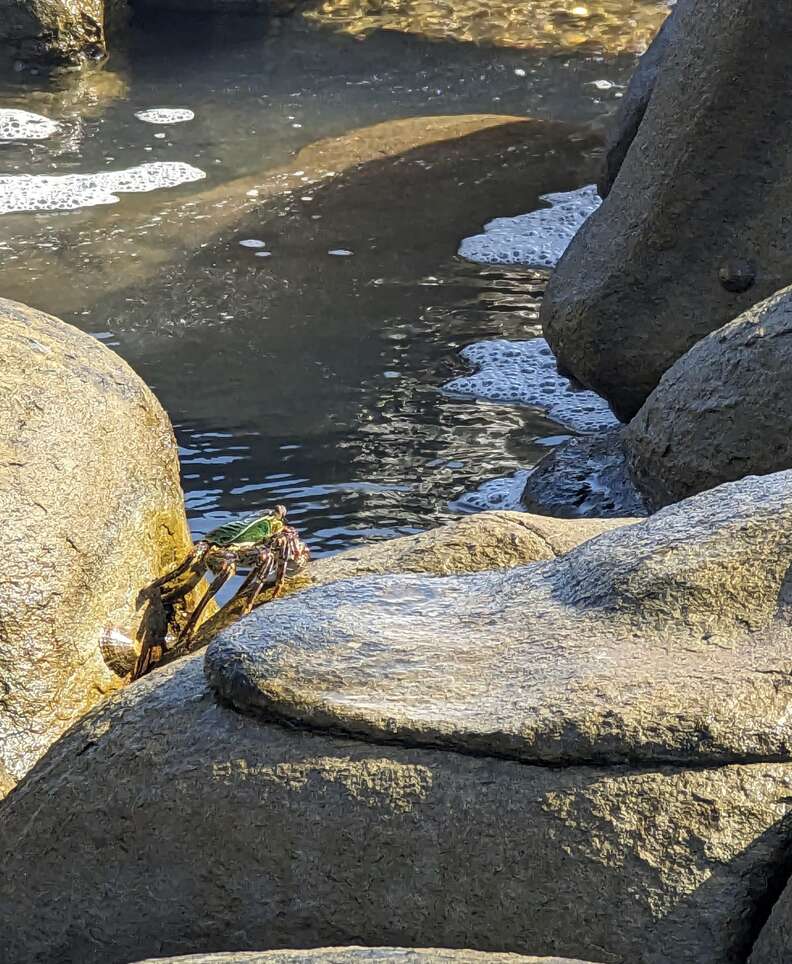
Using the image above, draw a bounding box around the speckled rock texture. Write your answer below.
[206,471,792,766]
[132,950,596,964]
[521,430,647,519]
[0,0,109,65]
[311,511,633,579]
[543,0,792,421]
[0,297,198,788]
[190,511,636,651]
[3,653,792,964]
[626,286,792,509]
[597,0,688,197]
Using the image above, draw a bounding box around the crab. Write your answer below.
[101,505,310,681]
[156,504,310,641]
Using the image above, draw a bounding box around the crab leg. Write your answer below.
[177,555,237,644]
[236,550,278,617]
[151,541,210,597]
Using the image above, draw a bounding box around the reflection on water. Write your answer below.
[306,0,669,54]
[0,5,664,562]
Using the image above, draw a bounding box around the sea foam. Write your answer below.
[0,109,59,141]
[0,162,206,214]
[458,185,601,268]
[135,108,195,124]
[443,337,618,434]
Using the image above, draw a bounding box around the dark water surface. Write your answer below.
[0,4,666,558]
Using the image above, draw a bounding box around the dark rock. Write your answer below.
[0,0,110,66]
[626,286,792,508]
[521,430,647,518]
[597,0,689,198]
[543,0,792,421]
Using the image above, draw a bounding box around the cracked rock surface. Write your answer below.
[0,298,197,789]
[6,475,792,962]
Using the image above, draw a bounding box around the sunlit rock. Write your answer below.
[0,297,201,787]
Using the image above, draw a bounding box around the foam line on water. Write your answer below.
[458,184,601,268]
[0,109,59,141]
[450,470,530,513]
[443,337,618,434]
[0,162,206,214]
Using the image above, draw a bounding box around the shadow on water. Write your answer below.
[0,4,667,564]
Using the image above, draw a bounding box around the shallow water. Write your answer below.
[0,4,667,559]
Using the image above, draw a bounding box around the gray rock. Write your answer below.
[0,298,202,786]
[626,286,792,508]
[521,430,647,519]
[132,951,595,964]
[2,653,792,964]
[542,0,792,421]
[598,0,689,197]
[206,471,792,767]
[749,873,792,963]
[0,0,109,65]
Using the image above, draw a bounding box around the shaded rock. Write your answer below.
[749,868,792,963]
[597,0,688,197]
[207,471,792,767]
[3,653,792,964]
[521,430,647,519]
[542,0,792,421]
[0,297,201,783]
[132,951,595,964]
[0,0,109,66]
[626,286,792,509]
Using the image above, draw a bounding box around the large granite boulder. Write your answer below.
[132,951,595,964]
[597,0,689,198]
[6,474,792,963]
[626,286,792,509]
[750,879,792,963]
[0,0,109,65]
[543,0,792,421]
[0,298,199,789]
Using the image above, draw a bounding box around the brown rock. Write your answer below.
[0,297,201,783]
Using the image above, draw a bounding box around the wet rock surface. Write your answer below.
[542,0,792,421]
[0,297,197,784]
[0,0,109,65]
[206,472,792,766]
[132,951,596,964]
[626,286,792,509]
[521,429,647,518]
[3,652,792,964]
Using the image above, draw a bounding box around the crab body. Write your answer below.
[102,505,310,681]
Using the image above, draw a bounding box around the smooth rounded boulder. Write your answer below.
[0,298,199,788]
[543,0,792,420]
[6,475,792,963]
[626,286,792,508]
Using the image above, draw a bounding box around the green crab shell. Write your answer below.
[205,513,285,548]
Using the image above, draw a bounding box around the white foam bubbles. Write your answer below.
[135,108,195,125]
[458,185,601,268]
[449,470,530,513]
[0,162,206,214]
[0,109,59,141]
[443,337,618,434]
